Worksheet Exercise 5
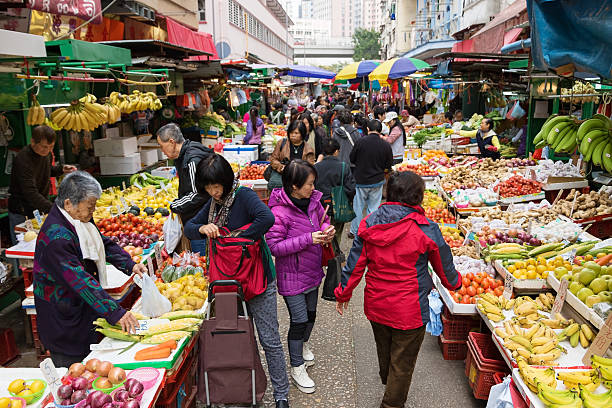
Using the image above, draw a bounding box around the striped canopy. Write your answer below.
[335,60,380,81]
[368,57,431,82]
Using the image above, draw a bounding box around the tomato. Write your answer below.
[466,286,476,297]
[470,281,479,289]
[452,293,461,303]
[458,287,467,296]
[481,279,490,290]
[485,288,494,294]
[137,225,144,233]
[476,287,484,295]
[462,277,471,287]
[474,274,483,284]
[461,296,471,304]
[466,272,474,281]
[495,279,503,288]
[494,287,504,296]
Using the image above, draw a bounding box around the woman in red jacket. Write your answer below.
[334,171,461,408]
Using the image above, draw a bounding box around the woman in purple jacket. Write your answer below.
[244,107,264,158]
[266,160,335,394]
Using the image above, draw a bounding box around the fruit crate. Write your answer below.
[437,334,468,361]
[465,332,509,400]
[493,372,506,385]
[441,314,480,341]
[0,328,19,365]
[155,345,197,408]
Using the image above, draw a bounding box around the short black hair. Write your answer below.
[444,111,454,121]
[367,119,382,133]
[373,105,386,119]
[338,109,353,124]
[274,102,282,109]
[322,138,340,156]
[282,159,317,197]
[32,125,57,144]
[482,118,494,129]
[387,171,425,206]
[287,120,308,142]
[195,154,235,198]
[354,113,367,130]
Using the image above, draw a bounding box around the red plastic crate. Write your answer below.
[0,328,20,365]
[437,334,468,361]
[155,348,197,408]
[442,306,480,323]
[465,334,509,400]
[468,332,506,368]
[441,314,479,341]
[493,372,506,385]
[21,267,33,288]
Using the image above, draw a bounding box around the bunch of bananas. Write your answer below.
[496,318,566,364]
[26,98,46,126]
[109,90,163,114]
[103,100,122,124]
[50,94,107,132]
[558,322,595,349]
[560,81,600,103]
[577,114,612,172]
[477,292,515,322]
[44,117,62,131]
[592,355,612,387]
[533,115,581,154]
[518,359,557,393]
[557,369,601,393]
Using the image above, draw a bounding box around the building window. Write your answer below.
[198,0,206,22]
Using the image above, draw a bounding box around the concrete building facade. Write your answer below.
[379,0,418,59]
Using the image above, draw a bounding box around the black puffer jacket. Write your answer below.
[170,140,213,223]
[314,156,356,216]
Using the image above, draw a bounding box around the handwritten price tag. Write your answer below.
[25,219,33,231]
[582,313,612,365]
[135,319,170,334]
[551,279,569,316]
[122,181,126,190]
[503,274,514,300]
[33,209,43,226]
[120,197,129,212]
[147,259,154,276]
[154,244,162,268]
[39,358,61,402]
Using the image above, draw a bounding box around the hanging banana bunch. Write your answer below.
[26,96,46,126]
[110,90,163,114]
[50,94,108,132]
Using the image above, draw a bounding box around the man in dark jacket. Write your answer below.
[8,125,76,243]
[157,123,213,255]
[348,119,393,238]
[333,109,362,166]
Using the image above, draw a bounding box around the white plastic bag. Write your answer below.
[486,376,514,408]
[139,273,171,318]
[163,213,182,253]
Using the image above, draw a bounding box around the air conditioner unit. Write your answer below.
[107,1,155,22]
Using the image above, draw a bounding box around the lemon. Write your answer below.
[8,379,25,394]
[526,270,537,279]
[17,390,32,398]
[29,380,45,393]
[507,265,516,273]
[0,397,12,408]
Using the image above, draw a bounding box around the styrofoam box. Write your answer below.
[94,137,138,157]
[222,144,258,164]
[202,138,218,149]
[158,149,167,160]
[140,148,159,166]
[136,134,153,146]
[151,166,176,179]
[100,153,141,175]
[104,127,121,139]
[232,134,245,144]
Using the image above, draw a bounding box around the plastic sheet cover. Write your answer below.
[527,0,612,78]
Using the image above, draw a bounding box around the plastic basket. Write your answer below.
[437,334,468,361]
[468,332,506,368]
[9,380,47,405]
[493,372,506,385]
[465,334,509,400]
[92,377,125,395]
[127,367,160,390]
[441,314,479,341]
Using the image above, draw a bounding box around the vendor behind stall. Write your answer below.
[8,125,76,243]
[476,118,501,159]
[33,172,146,367]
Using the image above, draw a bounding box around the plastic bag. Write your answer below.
[140,273,171,317]
[163,213,182,253]
[486,376,514,408]
[426,290,443,336]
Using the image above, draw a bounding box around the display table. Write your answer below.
[0,367,67,408]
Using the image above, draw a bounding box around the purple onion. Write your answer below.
[113,390,130,403]
[71,390,87,404]
[102,403,113,408]
[126,382,143,399]
[89,391,112,408]
[72,377,88,391]
[150,233,159,241]
[58,385,73,400]
[124,401,139,408]
[60,399,72,406]
[112,403,125,408]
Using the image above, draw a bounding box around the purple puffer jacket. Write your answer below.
[267,188,330,296]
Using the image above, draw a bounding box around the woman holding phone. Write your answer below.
[266,159,334,394]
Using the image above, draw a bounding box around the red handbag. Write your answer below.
[208,224,267,301]
[321,243,335,267]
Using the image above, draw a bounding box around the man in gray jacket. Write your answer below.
[333,109,362,167]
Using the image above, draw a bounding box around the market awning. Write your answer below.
[0,30,46,58]
[469,0,528,54]
[165,17,219,60]
[281,65,335,79]
[401,39,457,61]
[96,40,208,59]
[46,39,130,65]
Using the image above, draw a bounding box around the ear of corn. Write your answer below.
[140,320,198,336]
[96,328,142,342]
[158,311,204,320]
[141,330,190,344]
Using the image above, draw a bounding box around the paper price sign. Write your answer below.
[155,244,162,268]
[551,279,569,315]
[503,274,514,299]
[561,248,577,263]
[39,358,61,402]
[25,219,33,231]
[147,259,154,276]
[33,209,43,225]
[582,313,612,365]
[120,197,129,211]
[135,318,170,334]
[122,181,126,190]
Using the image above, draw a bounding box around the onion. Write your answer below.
[72,377,88,392]
[69,363,86,378]
[108,367,126,385]
[97,361,113,377]
[113,390,130,402]
[71,390,87,404]
[85,359,100,373]
[495,232,504,239]
[95,377,112,390]
[90,392,112,408]
[112,403,125,408]
[508,228,518,237]
[150,233,159,241]
[126,381,143,399]
[61,399,72,406]
[124,400,140,408]
[102,403,113,408]
[58,384,73,400]
[81,371,96,382]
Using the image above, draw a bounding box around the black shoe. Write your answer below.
[276,400,289,408]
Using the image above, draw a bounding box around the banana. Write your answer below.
[532,336,553,347]
[525,323,540,340]
[587,136,609,163]
[591,354,612,368]
[558,371,597,384]
[530,349,562,365]
[564,323,580,337]
[579,385,612,408]
[548,120,573,144]
[486,312,504,322]
[538,381,579,405]
[570,331,580,348]
[577,118,609,141]
[600,365,612,381]
[580,324,594,340]
[551,124,575,150]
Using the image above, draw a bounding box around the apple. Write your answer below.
[583,261,601,274]
[561,274,572,283]
[578,269,597,286]
[554,267,568,280]
[569,282,585,295]
[598,291,612,303]
[585,294,602,308]
[600,266,611,277]
[609,279,612,292]
[577,287,594,303]
[589,278,608,294]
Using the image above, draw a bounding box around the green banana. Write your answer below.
[592,114,612,128]
[552,125,576,151]
[602,142,612,173]
[586,137,609,162]
[592,138,608,167]
[541,115,572,143]
[580,385,612,408]
[534,114,558,144]
[548,120,573,145]
[580,129,609,156]
[537,381,579,405]
[577,118,608,141]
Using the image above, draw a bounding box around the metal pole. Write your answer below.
[285,5,289,64]
[302,0,306,65]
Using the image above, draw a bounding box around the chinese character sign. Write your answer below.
[28,0,102,24]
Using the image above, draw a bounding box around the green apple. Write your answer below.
[601,274,612,282]
[554,267,568,280]
[572,265,583,273]
[561,274,572,282]
[583,261,601,274]
[609,279,612,291]
[578,268,597,286]
[600,266,611,276]
[577,287,594,303]
[569,281,585,295]
[589,277,608,294]
[599,291,612,303]
[572,272,581,282]
[585,294,602,308]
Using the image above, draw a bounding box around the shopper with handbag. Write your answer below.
[266,160,335,394]
[184,154,290,408]
[267,121,315,191]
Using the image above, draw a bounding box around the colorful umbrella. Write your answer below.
[335,60,380,81]
[368,57,431,82]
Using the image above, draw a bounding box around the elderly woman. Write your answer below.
[33,171,146,367]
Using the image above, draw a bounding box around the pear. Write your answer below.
[599,290,612,303]
[583,261,601,274]
[569,281,585,295]
[554,267,568,280]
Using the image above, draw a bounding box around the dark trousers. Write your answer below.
[370,322,426,408]
[51,351,89,368]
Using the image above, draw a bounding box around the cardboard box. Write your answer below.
[104,127,121,139]
[222,144,258,164]
[119,122,133,138]
[139,148,159,166]
[99,153,141,175]
[94,137,138,157]
[136,134,153,146]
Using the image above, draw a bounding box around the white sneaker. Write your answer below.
[290,364,315,393]
[303,342,315,367]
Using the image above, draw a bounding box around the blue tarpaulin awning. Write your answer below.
[282,65,336,79]
[527,0,612,78]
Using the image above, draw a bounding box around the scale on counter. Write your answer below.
[592,171,612,186]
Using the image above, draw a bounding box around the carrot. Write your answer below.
[134,347,172,361]
[148,340,177,351]
[596,254,612,266]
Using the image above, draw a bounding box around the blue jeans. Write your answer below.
[189,239,207,256]
[350,183,383,235]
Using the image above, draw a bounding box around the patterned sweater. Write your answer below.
[33,205,136,356]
